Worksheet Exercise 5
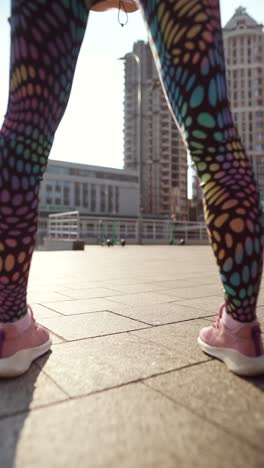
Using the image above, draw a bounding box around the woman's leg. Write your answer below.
[139,0,263,323]
[0,0,89,322]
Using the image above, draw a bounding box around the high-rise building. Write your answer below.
[123,41,188,220]
[223,6,264,205]
[192,6,264,219]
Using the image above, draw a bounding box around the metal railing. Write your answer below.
[48,211,80,239]
[47,212,208,245]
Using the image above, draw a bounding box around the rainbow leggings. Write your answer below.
[0,0,263,322]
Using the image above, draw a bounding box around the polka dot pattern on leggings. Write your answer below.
[141,0,264,321]
[0,0,88,322]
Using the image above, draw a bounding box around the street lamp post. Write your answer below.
[119,53,143,245]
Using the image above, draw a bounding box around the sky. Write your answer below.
[0,1,264,172]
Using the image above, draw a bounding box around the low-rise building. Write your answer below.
[38,159,139,243]
[39,159,138,216]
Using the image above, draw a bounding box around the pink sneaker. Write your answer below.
[198,304,264,376]
[0,306,52,378]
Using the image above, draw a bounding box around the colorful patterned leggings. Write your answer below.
[0,0,263,323]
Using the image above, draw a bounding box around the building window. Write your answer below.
[115,187,119,214]
[257,133,264,141]
[91,185,96,212]
[47,166,69,175]
[100,185,106,213]
[63,182,70,206]
[83,183,89,208]
[74,182,81,206]
[108,186,113,213]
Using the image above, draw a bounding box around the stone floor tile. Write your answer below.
[157,284,223,299]
[28,291,74,303]
[13,245,263,467]
[100,278,152,287]
[174,296,223,313]
[0,360,67,419]
[103,283,170,293]
[31,304,63,320]
[56,281,107,290]
[53,287,123,300]
[129,319,210,356]
[144,360,264,451]
[149,278,217,288]
[28,283,85,291]
[107,302,215,325]
[1,383,262,468]
[39,298,124,315]
[102,279,212,294]
[105,292,182,306]
[201,315,218,323]
[37,326,208,397]
[39,311,148,341]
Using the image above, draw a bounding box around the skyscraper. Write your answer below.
[223,6,264,205]
[123,41,188,220]
[192,6,264,219]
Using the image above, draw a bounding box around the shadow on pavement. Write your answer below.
[0,353,51,468]
[245,375,264,391]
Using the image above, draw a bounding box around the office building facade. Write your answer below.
[123,41,188,220]
[192,6,264,218]
[37,159,139,242]
[39,159,138,217]
[223,6,264,205]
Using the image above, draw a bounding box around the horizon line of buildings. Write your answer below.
[38,6,264,238]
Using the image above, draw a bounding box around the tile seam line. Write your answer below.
[0,360,211,422]
[43,311,215,323]
[43,326,153,344]
[105,309,153,326]
[105,297,223,307]
[159,293,223,302]
[141,379,264,455]
[42,291,189,300]
[37,307,120,317]
[39,308,152,323]
[42,314,217,345]
[34,304,66,316]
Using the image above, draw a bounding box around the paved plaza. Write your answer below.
[1,245,264,467]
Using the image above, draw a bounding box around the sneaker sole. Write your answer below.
[198,337,264,377]
[0,338,52,378]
